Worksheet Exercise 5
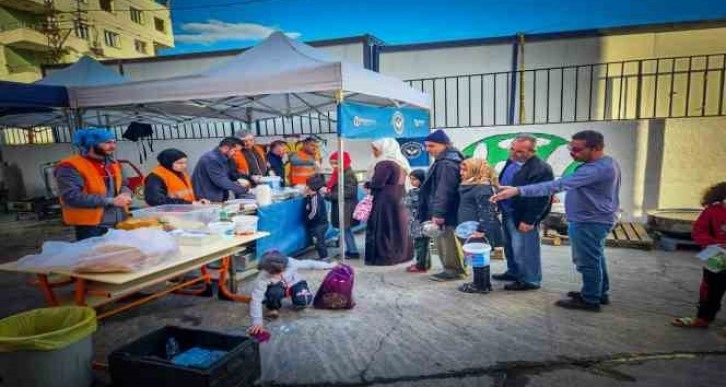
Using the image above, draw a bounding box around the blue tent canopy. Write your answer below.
[0,81,69,111]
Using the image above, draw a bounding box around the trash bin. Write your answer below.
[0,306,97,387]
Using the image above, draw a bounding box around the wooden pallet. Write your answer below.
[542,222,654,250]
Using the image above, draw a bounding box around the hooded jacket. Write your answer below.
[418,147,464,226]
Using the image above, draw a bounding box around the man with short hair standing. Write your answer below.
[289,137,319,186]
[494,134,554,291]
[492,130,621,311]
[192,137,250,202]
[419,129,466,281]
[234,130,268,179]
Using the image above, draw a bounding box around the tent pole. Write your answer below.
[335,90,346,261]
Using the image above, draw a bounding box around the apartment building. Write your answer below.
[0,0,174,82]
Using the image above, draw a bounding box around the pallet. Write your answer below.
[542,222,654,250]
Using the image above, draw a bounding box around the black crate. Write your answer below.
[109,326,260,387]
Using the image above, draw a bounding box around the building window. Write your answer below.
[154,17,165,33]
[100,0,113,13]
[130,7,144,24]
[74,23,90,40]
[134,39,148,54]
[104,30,120,48]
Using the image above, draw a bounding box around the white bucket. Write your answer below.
[463,242,492,268]
[232,215,258,235]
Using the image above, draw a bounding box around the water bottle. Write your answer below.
[166,337,180,360]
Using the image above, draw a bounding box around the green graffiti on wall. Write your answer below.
[461,133,581,176]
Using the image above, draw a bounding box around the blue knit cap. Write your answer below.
[72,128,115,153]
[424,129,451,145]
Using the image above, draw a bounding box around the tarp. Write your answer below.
[68,32,431,121]
[0,81,68,110]
[337,102,430,139]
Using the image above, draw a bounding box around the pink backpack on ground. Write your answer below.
[313,264,355,309]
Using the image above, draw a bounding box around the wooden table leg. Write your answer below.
[36,274,59,306]
[74,278,87,306]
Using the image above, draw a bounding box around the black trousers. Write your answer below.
[74,226,109,241]
[414,237,431,270]
[264,280,313,311]
[697,268,726,321]
[310,223,329,259]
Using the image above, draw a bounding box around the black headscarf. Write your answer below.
[157,148,187,170]
[410,169,426,185]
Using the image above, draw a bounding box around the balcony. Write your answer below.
[0,0,47,14]
[0,22,90,54]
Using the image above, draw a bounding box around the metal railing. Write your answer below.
[407,53,726,128]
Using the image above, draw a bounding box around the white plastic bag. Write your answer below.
[18,229,179,273]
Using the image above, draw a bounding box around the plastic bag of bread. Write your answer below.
[116,217,162,230]
[17,229,179,273]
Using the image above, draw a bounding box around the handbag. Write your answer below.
[352,194,373,222]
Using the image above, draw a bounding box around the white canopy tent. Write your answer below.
[69,32,430,121]
[68,32,431,259]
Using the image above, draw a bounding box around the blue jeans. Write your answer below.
[569,222,611,305]
[343,228,359,255]
[502,214,542,286]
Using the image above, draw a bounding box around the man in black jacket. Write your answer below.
[494,134,554,290]
[419,129,466,281]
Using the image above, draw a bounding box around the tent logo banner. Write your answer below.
[339,102,430,139]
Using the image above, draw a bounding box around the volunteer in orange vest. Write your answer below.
[233,130,267,184]
[144,148,210,207]
[289,137,319,186]
[55,128,133,241]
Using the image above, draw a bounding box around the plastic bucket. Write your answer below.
[232,215,259,235]
[260,176,282,191]
[463,242,491,268]
[0,306,97,387]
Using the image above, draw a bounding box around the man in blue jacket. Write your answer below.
[492,130,621,311]
[192,137,250,202]
[495,134,554,291]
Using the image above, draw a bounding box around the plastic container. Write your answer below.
[232,215,258,235]
[132,205,221,231]
[463,242,492,268]
[109,326,260,387]
[0,306,97,387]
[169,230,221,246]
[207,221,235,235]
[259,176,281,191]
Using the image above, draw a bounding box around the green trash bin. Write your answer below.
[0,306,97,387]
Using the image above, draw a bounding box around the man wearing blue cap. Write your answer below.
[55,128,133,241]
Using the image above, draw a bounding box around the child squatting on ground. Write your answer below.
[671,181,726,329]
[248,251,337,335]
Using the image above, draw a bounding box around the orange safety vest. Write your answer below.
[58,155,122,226]
[147,165,196,202]
[233,145,267,175]
[289,150,317,186]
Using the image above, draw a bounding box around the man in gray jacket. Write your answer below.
[192,137,250,202]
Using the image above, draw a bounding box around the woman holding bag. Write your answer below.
[327,151,360,259]
[363,138,413,266]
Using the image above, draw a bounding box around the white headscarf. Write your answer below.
[367,138,412,179]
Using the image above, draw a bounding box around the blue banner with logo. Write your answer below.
[337,102,430,139]
[397,138,429,167]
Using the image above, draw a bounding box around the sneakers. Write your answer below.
[406,265,427,273]
[555,295,601,312]
[504,281,540,291]
[429,271,465,282]
[567,291,610,305]
[458,282,491,294]
[492,272,518,281]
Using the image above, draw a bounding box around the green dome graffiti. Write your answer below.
[461,132,581,176]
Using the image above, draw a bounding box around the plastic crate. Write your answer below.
[109,326,260,387]
[131,204,221,228]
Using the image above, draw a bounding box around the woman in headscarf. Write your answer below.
[144,148,208,206]
[364,138,413,266]
[327,151,360,258]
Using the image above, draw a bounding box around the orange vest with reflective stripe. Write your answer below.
[290,150,317,186]
[233,145,267,175]
[147,166,195,202]
[59,155,122,226]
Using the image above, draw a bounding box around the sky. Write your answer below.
[164,0,726,55]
